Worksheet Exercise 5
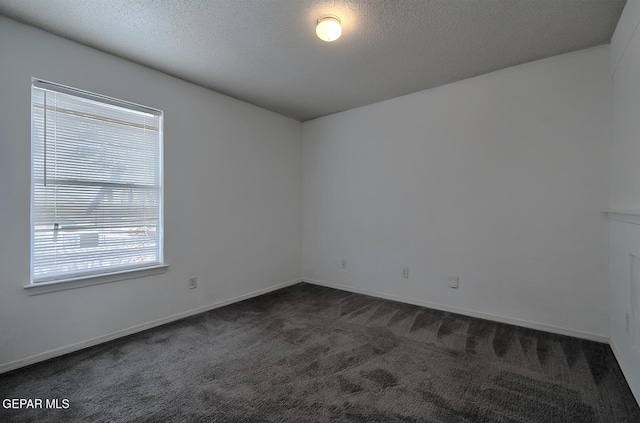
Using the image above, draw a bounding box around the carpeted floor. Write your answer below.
[1,282,639,422]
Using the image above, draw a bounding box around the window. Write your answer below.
[30,79,164,286]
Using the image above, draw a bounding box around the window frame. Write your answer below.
[26,78,167,294]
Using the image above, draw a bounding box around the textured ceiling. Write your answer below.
[0,0,626,121]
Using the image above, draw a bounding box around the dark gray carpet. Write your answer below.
[1,282,639,422]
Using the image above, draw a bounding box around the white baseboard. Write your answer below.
[609,339,640,406]
[0,278,302,374]
[303,278,609,343]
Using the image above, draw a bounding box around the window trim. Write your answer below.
[28,78,166,291]
[24,264,169,295]
[32,79,160,115]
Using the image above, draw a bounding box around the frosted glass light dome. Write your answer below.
[316,16,342,42]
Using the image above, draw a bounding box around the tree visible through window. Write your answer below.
[31,79,163,283]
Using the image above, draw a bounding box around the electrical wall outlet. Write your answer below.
[448,276,459,289]
[341,260,347,269]
[189,276,197,289]
[402,267,409,278]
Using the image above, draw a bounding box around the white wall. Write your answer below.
[302,46,612,340]
[609,0,640,403]
[0,16,302,371]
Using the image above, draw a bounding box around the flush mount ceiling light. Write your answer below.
[316,16,342,42]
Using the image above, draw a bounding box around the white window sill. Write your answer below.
[24,264,169,295]
[605,209,640,225]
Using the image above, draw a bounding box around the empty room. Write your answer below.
[1,0,640,421]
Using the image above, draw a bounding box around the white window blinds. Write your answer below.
[31,79,163,283]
